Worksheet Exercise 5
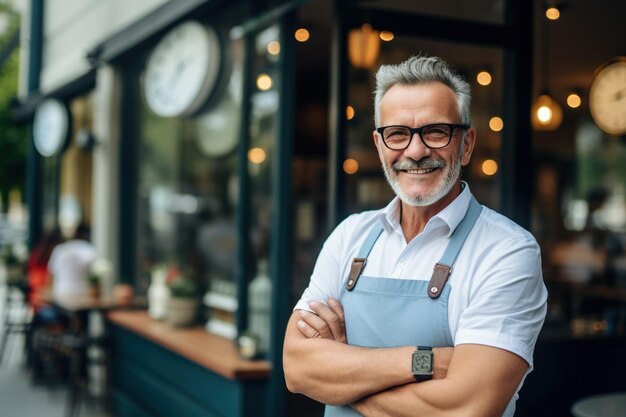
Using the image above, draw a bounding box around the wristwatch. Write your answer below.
[412,346,433,382]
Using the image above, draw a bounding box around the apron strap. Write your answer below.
[428,197,482,299]
[346,222,384,291]
[345,196,482,294]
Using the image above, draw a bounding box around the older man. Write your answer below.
[283,55,547,417]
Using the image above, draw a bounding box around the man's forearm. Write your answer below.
[284,308,454,406]
[284,313,415,405]
[352,344,527,417]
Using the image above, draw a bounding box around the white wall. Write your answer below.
[40,0,168,92]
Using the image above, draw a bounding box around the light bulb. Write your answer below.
[546,7,560,20]
[537,106,553,124]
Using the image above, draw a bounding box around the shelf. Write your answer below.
[107,310,270,380]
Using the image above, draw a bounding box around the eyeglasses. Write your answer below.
[375,123,470,150]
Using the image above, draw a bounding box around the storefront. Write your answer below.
[14,0,626,416]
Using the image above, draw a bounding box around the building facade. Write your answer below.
[13,0,626,416]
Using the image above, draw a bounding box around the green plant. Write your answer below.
[1,245,18,265]
[87,272,100,287]
[168,276,198,298]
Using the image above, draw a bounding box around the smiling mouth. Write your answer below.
[403,167,438,174]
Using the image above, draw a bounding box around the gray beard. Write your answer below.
[382,146,464,207]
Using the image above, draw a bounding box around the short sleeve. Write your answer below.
[454,236,548,368]
[293,216,353,312]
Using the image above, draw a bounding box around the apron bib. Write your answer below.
[323,197,513,417]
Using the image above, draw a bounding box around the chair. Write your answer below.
[0,279,31,366]
[62,312,109,417]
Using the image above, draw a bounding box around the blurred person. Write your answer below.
[283,55,547,417]
[46,223,97,300]
[26,227,64,311]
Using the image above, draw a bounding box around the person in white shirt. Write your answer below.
[283,55,547,417]
[47,224,97,299]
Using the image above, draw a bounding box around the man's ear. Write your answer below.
[461,127,476,166]
[373,130,385,161]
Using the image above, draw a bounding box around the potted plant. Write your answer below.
[166,274,199,327]
[87,272,101,298]
[87,259,112,299]
[1,244,24,284]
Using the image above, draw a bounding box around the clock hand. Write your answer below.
[611,86,626,102]
[168,61,186,89]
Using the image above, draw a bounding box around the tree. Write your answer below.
[0,4,26,212]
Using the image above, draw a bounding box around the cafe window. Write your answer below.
[538,119,626,338]
[134,15,245,338]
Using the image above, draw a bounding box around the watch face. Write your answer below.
[412,350,433,374]
[33,99,70,157]
[143,21,221,118]
[589,57,626,136]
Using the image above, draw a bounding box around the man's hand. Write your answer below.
[297,298,348,344]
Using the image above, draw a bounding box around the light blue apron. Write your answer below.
[325,197,515,417]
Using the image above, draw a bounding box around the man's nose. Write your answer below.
[403,131,431,159]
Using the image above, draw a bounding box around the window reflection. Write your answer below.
[542,120,626,337]
[244,24,281,356]
[135,24,244,333]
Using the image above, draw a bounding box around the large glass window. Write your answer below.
[539,119,626,338]
[243,23,282,354]
[135,17,245,338]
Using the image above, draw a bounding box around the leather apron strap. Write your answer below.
[428,196,482,298]
[346,197,483,296]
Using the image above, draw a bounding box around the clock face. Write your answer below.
[589,57,626,136]
[32,99,70,157]
[412,350,432,373]
[143,21,221,118]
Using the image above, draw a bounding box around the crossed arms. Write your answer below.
[283,298,528,417]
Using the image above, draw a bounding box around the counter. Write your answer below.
[107,311,271,417]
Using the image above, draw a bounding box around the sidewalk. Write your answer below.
[0,281,108,417]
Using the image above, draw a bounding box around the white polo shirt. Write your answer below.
[295,183,548,369]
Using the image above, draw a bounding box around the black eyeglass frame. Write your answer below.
[375,123,470,150]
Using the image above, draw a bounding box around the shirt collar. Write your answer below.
[377,181,474,237]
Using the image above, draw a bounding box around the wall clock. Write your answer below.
[589,57,626,136]
[32,98,70,157]
[143,20,221,118]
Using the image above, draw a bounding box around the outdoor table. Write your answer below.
[571,392,626,417]
[40,291,144,417]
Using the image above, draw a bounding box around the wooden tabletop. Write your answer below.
[39,291,144,314]
[107,310,271,380]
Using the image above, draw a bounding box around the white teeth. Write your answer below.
[405,168,436,174]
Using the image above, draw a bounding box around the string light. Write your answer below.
[379,31,394,41]
[295,28,310,42]
[256,74,273,90]
[346,106,355,120]
[267,41,281,55]
[343,158,359,174]
[567,92,582,108]
[482,159,498,176]
[248,147,266,164]
[477,71,492,86]
[546,7,560,20]
[489,116,504,132]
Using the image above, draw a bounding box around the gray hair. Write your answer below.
[373,55,472,127]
